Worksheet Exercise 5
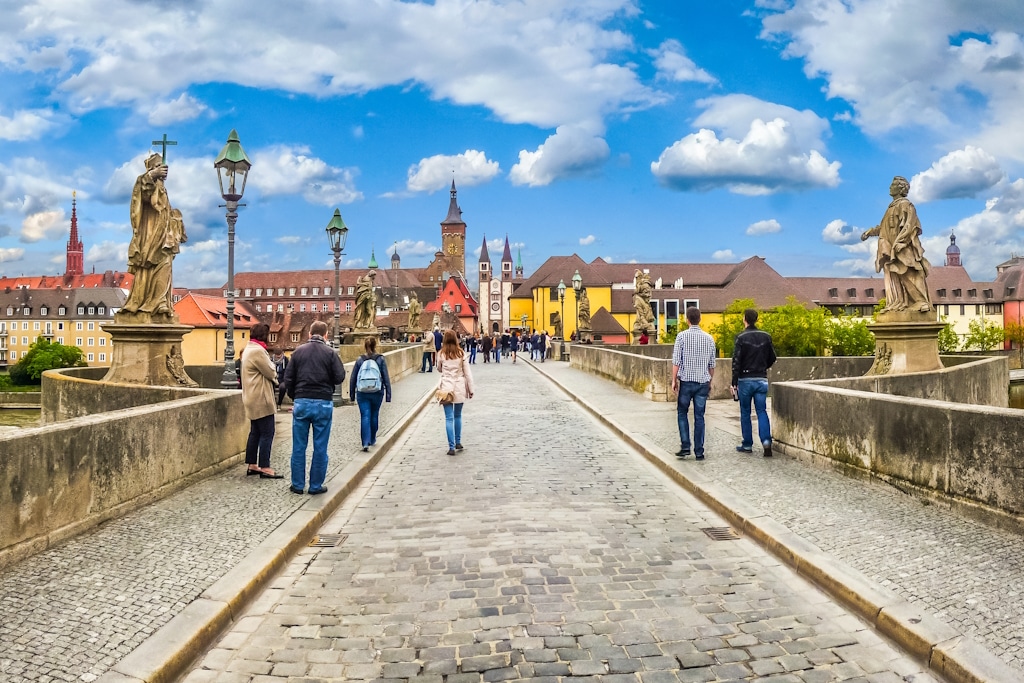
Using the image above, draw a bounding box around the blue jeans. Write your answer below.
[443,402,464,449]
[738,378,771,448]
[493,347,500,363]
[469,346,477,363]
[677,381,710,455]
[356,391,384,448]
[290,398,334,492]
[421,351,433,372]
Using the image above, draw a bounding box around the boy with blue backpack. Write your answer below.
[349,336,392,452]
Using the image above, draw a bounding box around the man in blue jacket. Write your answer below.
[285,321,345,494]
[731,308,777,457]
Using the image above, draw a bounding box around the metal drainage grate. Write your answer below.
[309,533,348,547]
[700,527,740,541]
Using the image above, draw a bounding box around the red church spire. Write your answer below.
[66,191,84,277]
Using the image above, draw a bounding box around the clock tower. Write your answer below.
[440,180,466,278]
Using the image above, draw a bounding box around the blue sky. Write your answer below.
[3,0,1024,288]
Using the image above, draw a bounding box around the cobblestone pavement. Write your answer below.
[0,370,438,683]
[534,361,1024,674]
[185,359,936,683]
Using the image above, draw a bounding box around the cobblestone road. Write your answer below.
[535,361,1024,673]
[0,370,437,683]
[185,360,936,683]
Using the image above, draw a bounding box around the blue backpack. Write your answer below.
[356,356,382,393]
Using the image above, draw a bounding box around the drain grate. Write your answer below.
[700,527,740,541]
[309,533,348,547]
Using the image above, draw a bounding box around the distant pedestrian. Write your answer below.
[492,332,501,363]
[481,333,493,363]
[510,331,519,363]
[420,332,434,372]
[350,336,392,452]
[433,325,443,362]
[671,307,716,461]
[537,330,547,362]
[501,330,510,358]
[285,320,345,495]
[436,329,475,455]
[241,323,283,479]
[272,347,289,409]
[468,333,478,364]
[638,330,649,345]
[731,308,777,457]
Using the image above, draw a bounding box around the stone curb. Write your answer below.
[97,386,436,683]
[529,360,1019,683]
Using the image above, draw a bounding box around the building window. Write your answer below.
[943,305,949,315]
[277,288,285,296]
[936,288,946,297]
[98,306,105,315]
[456,304,462,313]
[953,289,961,297]
[88,306,95,315]
[277,304,284,312]
[244,289,251,297]
[322,303,329,312]
[58,322,64,330]
[256,304,262,312]
[87,353,94,362]
[77,322,83,330]
[664,300,679,323]
[87,338,94,346]
[312,287,319,296]
[88,322,95,330]
[76,337,83,346]
[58,306,66,315]
[987,304,1002,314]
[289,288,296,296]
[549,287,558,301]
[347,286,354,295]
[57,338,63,345]
[269,333,277,343]
[40,306,48,316]
[345,302,352,312]
[22,337,29,345]
[300,304,306,312]
[287,304,294,312]
[34,322,40,330]
[968,289,977,297]
[8,351,14,360]
[324,286,331,296]
[291,333,300,342]
[960,305,965,315]
[5,307,11,316]
[78,305,85,315]
[256,288,262,296]
[99,353,106,362]
[301,288,307,296]
[684,299,700,312]
[99,337,106,346]
[828,288,838,298]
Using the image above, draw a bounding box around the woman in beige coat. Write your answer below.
[241,323,283,478]
[436,329,475,455]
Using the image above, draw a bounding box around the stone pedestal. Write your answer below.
[101,323,197,387]
[866,310,944,375]
[577,328,593,343]
[350,328,380,350]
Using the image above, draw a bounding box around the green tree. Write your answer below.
[962,318,1004,352]
[658,323,678,345]
[761,297,829,357]
[1003,320,1024,366]
[11,337,87,384]
[825,315,875,356]
[937,318,960,353]
[710,298,756,357]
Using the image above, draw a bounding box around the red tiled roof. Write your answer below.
[174,293,258,328]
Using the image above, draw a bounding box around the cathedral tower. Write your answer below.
[66,192,84,277]
[440,180,467,278]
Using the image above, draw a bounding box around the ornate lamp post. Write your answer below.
[214,129,251,388]
[571,269,582,342]
[326,209,349,406]
[521,313,528,332]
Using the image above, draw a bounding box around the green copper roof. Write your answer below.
[516,248,522,268]
[214,129,252,168]
[368,248,378,269]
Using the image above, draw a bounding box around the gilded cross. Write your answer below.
[152,133,178,163]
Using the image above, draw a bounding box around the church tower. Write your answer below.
[440,180,467,278]
[501,235,513,282]
[66,192,84,277]
[945,231,962,267]
[515,248,524,279]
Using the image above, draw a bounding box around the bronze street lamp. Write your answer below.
[214,129,251,388]
[571,269,582,342]
[326,209,349,406]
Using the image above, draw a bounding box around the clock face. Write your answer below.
[491,302,500,312]
[447,243,458,255]
[490,280,501,293]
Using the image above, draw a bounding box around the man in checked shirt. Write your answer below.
[671,306,717,460]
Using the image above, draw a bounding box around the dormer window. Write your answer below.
[968,288,976,297]
[846,288,856,297]
[23,307,30,315]
[936,288,946,297]
[78,305,85,314]
[98,305,105,315]
[953,288,962,297]
[40,306,48,316]
[58,306,66,315]
[865,288,874,298]
[828,288,838,298]
[300,288,307,296]
[88,306,95,315]
[984,289,993,298]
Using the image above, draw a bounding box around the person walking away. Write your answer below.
[481,332,492,363]
[241,323,283,478]
[350,336,392,452]
[436,329,475,455]
[433,325,443,366]
[468,333,478,364]
[272,347,289,410]
[419,332,434,372]
[731,308,777,457]
[284,320,345,495]
[671,307,716,461]
[510,331,519,363]
[538,330,548,362]
[501,330,511,358]
[492,332,501,363]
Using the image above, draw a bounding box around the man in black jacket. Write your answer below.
[285,321,345,494]
[731,308,777,457]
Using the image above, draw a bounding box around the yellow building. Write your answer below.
[0,287,126,369]
[174,293,256,365]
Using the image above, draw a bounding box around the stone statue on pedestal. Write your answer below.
[632,269,654,336]
[578,289,591,329]
[407,292,422,332]
[354,270,377,330]
[861,176,931,314]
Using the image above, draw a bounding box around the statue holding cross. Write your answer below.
[120,140,187,322]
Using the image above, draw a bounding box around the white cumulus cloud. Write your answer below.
[746,219,781,235]
[251,145,362,206]
[822,219,861,245]
[85,240,128,264]
[510,125,611,187]
[20,209,66,243]
[0,247,25,262]
[579,234,596,245]
[649,39,716,84]
[145,93,209,126]
[0,108,60,141]
[712,249,735,260]
[406,150,500,193]
[651,117,841,195]
[910,146,1005,202]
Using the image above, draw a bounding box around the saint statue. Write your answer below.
[354,270,377,329]
[578,288,591,329]
[407,292,422,331]
[551,310,562,339]
[121,153,187,320]
[861,176,932,313]
[633,269,654,333]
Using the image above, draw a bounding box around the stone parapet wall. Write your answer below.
[0,391,41,406]
[572,344,873,401]
[772,356,1023,517]
[0,386,247,570]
